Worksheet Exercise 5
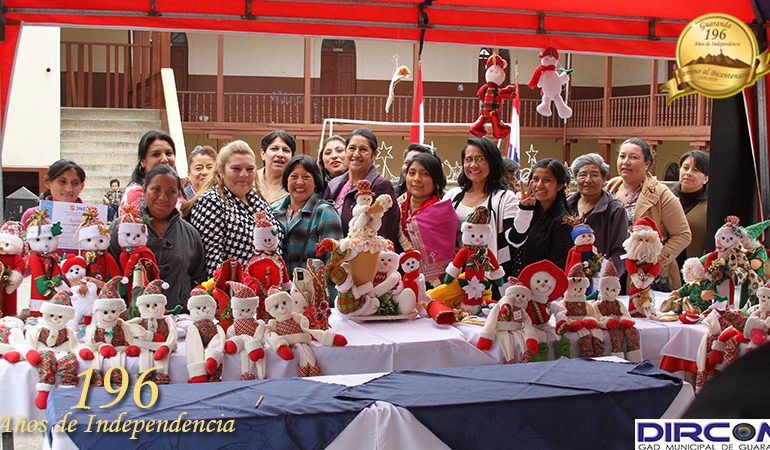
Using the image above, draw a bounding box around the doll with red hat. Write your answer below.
[116,205,158,310]
[23,290,95,409]
[470,51,515,139]
[60,254,97,330]
[126,279,177,384]
[224,281,267,380]
[246,211,291,307]
[76,206,120,283]
[563,216,604,295]
[0,220,26,316]
[593,259,642,362]
[552,263,604,358]
[394,249,426,315]
[83,276,141,387]
[445,206,505,314]
[476,277,539,364]
[186,286,226,383]
[518,259,568,361]
[26,209,64,318]
[624,217,663,318]
[528,47,572,119]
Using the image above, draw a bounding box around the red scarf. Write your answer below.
[400,193,438,242]
[402,269,420,295]
[527,65,556,89]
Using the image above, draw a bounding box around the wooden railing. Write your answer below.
[61,41,159,109]
[176,91,712,128]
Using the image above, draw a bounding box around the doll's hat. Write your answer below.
[95,276,128,312]
[136,279,169,307]
[539,47,559,59]
[601,259,619,279]
[227,281,259,311]
[485,52,507,70]
[41,290,75,316]
[632,217,662,240]
[25,209,61,239]
[76,206,110,241]
[60,254,87,274]
[567,263,586,279]
[399,249,421,266]
[355,180,373,198]
[188,285,216,310]
[745,220,770,240]
[0,220,25,248]
[518,260,568,301]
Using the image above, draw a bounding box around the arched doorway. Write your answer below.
[321,39,356,94]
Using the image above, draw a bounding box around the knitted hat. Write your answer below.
[227,281,259,311]
[567,263,586,279]
[117,205,146,236]
[0,221,25,249]
[41,290,75,316]
[744,220,770,240]
[76,206,110,241]
[188,285,216,310]
[570,224,594,241]
[718,216,745,238]
[355,180,373,198]
[518,260,568,302]
[25,209,61,239]
[399,249,421,265]
[95,276,128,311]
[485,52,508,70]
[539,47,559,59]
[632,217,662,240]
[136,279,170,307]
[60,254,87,274]
[253,211,278,241]
[461,206,493,236]
[601,259,619,279]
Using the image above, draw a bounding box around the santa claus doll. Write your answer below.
[470,52,515,139]
[624,217,663,318]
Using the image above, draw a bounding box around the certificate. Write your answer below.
[38,201,108,250]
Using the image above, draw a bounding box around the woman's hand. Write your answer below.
[519,180,535,207]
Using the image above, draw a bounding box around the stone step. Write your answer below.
[61,107,161,121]
[61,118,161,132]
[61,129,151,142]
[61,140,138,150]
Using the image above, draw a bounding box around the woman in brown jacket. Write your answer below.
[672,150,709,269]
[607,138,692,289]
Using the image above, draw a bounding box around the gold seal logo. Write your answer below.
[661,13,770,103]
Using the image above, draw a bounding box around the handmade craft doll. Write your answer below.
[445,206,504,314]
[186,286,226,383]
[696,308,749,388]
[563,218,604,295]
[127,279,177,384]
[593,259,642,362]
[741,220,770,307]
[26,210,64,318]
[743,281,770,349]
[624,217,663,318]
[77,206,120,282]
[517,260,568,361]
[24,290,94,409]
[223,281,266,380]
[704,216,762,308]
[476,278,539,363]
[528,47,572,119]
[60,254,98,330]
[553,263,603,358]
[117,205,158,307]
[263,288,347,377]
[83,276,140,387]
[660,257,726,322]
[394,249,424,315]
[0,316,26,363]
[289,259,331,330]
[0,221,26,316]
[470,52,515,138]
[247,211,291,300]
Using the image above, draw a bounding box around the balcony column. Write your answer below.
[217,34,224,123]
[647,140,661,176]
[303,38,312,154]
[649,60,658,127]
[603,56,612,128]
[599,139,614,174]
[561,138,577,164]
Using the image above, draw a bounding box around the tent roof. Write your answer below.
[4,0,760,58]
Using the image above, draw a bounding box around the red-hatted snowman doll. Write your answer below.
[518,260,568,361]
[445,206,505,314]
[26,210,64,318]
[83,276,140,387]
[394,249,426,315]
[264,288,347,377]
[476,277,539,364]
[23,290,95,409]
[744,282,770,349]
[76,206,120,282]
[186,286,226,383]
[59,254,98,330]
[247,211,291,303]
[470,52,515,139]
[224,281,267,381]
[117,205,158,306]
[127,279,177,385]
[528,47,572,119]
[624,217,663,318]
[593,259,642,362]
[0,221,26,316]
[553,263,603,358]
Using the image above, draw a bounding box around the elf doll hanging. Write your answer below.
[76,206,120,282]
[223,281,267,380]
[445,206,505,314]
[186,286,226,383]
[527,47,572,119]
[593,259,642,362]
[624,217,663,318]
[552,263,604,359]
[0,221,26,317]
[247,211,291,301]
[127,279,177,385]
[26,210,64,318]
[517,259,568,361]
[470,52,514,139]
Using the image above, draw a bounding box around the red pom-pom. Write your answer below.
[125,345,140,357]
[154,345,169,361]
[476,337,492,351]
[26,350,42,366]
[2,351,20,364]
[248,348,265,362]
[526,339,539,355]
[332,334,347,347]
[224,340,238,354]
[606,318,619,330]
[277,345,294,360]
[619,319,635,328]
[205,358,219,375]
[78,348,94,361]
[100,345,117,358]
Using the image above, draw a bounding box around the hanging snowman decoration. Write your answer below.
[528,47,573,119]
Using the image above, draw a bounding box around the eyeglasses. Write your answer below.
[463,156,487,165]
[576,172,603,180]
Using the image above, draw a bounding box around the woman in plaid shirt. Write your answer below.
[273,155,342,275]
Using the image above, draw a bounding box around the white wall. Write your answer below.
[188,33,305,77]
[355,40,414,80]
[187,33,218,76]
[60,28,128,72]
[421,42,478,82]
[2,25,61,168]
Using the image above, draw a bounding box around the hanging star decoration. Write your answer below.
[373,141,400,182]
[443,160,462,184]
[526,144,539,165]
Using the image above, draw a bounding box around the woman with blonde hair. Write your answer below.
[189,140,284,277]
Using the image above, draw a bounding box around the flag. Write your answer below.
[410,60,424,144]
[506,64,521,177]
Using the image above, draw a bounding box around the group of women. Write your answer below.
[27,128,709,310]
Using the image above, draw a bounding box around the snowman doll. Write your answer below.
[348,180,392,233]
[116,205,158,307]
[517,260,568,361]
[76,206,120,282]
[527,47,573,119]
[704,216,762,308]
[552,263,604,358]
[26,210,64,318]
[743,282,770,349]
[59,254,98,330]
[593,259,642,362]
[470,52,515,138]
[0,316,26,363]
[394,249,426,315]
[126,279,177,385]
[83,276,141,387]
[445,206,505,314]
[476,278,539,364]
[23,290,95,409]
[246,211,291,306]
[186,286,226,383]
[223,281,267,380]
[0,221,26,316]
[263,288,347,378]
